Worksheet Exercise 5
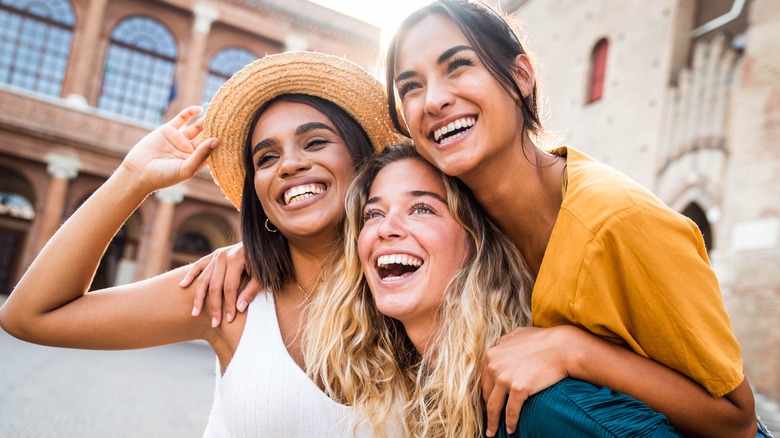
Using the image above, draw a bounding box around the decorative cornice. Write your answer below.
[155,184,187,204]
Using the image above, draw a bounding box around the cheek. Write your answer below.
[356,228,373,273]
[402,100,425,134]
[448,229,470,270]
[253,173,269,204]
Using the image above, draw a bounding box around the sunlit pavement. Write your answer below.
[0,296,215,438]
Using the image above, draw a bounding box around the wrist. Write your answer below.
[553,325,589,378]
[109,166,156,202]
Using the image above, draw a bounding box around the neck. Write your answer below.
[461,137,565,276]
[403,318,437,357]
[288,245,326,295]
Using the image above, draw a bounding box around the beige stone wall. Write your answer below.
[717,0,780,400]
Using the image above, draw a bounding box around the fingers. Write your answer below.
[191,259,216,317]
[222,264,242,324]
[168,106,202,130]
[236,278,262,313]
[180,254,211,288]
[484,380,509,437]
[181,138,218,176]
[504,387,529,434]
[207,252,228,327]
[181,116,205,141]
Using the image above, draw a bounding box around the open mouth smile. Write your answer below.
[283,183,326,205]
[433,117,475,145]
[376,253,423,282]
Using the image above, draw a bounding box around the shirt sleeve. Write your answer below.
[572,202,744,397]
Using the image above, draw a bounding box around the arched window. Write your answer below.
[587,38,609,103]
[202,47,256,109]
[0,0,74,97]
[98,17,177,124]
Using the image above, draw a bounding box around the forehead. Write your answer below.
[370,158,446,198]
[395,14,468,72]
[251,100,331,140]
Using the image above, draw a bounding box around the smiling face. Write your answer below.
[392,13,529,180]
[358,158,469,345]
[250,100,355,244]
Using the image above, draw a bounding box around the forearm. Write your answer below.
[0,168,151,337]
[568,328,756,438]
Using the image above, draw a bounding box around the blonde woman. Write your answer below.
[304,144,683,437]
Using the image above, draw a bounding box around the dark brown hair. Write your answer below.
[240,94,374,292]
[385,0,542,140]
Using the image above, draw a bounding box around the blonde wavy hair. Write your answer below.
[304,144,534,437]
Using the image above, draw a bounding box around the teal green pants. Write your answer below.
[495,378,773,437]
[495,378,680,437]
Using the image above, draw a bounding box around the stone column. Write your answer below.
[62,0,109,108]
[140,185,186,279]
[285,33,309,51]
[171,3,220,114]
[35,154,81,252]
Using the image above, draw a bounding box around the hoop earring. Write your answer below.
[264,218,278,233]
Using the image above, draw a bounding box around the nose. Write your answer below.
[423,78,454,115]
[377,210,407,240]
[278,147,311,178]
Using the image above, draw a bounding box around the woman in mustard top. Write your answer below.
[381,0,766,436]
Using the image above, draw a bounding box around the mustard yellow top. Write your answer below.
[533,146,743,397]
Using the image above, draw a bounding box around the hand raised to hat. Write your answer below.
[119,106,219,193]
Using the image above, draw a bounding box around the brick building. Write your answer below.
[510,0,780,403]
[0,0,381,293]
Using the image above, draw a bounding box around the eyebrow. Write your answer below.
[251,122,336,157]
[394,45,474,83]
[364,190,448,207]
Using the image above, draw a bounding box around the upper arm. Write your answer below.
[576,204,743,396]
[8,266,213,350]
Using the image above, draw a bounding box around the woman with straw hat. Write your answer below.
[0,51,401,437]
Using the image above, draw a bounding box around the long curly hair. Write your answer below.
[304,144,534,437]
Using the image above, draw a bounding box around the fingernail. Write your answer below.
[191,306,198,316]
[226,313,233,323]
[211,317,218,328]
[179,280,186,286]
[507,427,515,434]
[237,301,248,313]
[486,430,494,437]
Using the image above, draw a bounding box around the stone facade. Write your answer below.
[515,0,780,401]
[0,0,381,293]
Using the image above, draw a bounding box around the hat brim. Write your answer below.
[204,51,402,210]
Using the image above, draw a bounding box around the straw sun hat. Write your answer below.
[204,50,401,210]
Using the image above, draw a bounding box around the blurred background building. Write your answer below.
[0,0,381,294]
[0,0,777,418]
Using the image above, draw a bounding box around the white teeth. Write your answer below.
[376,254,423,268]
[433,117,475,142]
[284,184,324,205]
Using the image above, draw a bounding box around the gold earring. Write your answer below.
[264,218,278,233]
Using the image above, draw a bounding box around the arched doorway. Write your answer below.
[681,202,713,252]
[90,211,142,290]
[170,214,234,269]
[0,167,36,295]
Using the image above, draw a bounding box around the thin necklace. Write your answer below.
[295,281,313,302]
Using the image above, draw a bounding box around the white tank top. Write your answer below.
[202,292,371,437]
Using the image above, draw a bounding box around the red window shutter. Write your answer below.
[588,39,609,103]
